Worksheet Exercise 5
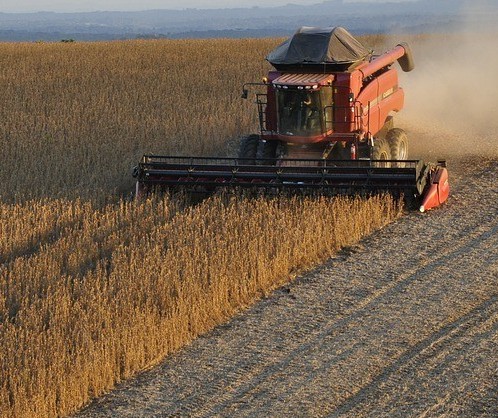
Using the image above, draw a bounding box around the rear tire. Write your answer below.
[372,138,392,167]
[238,134,259,164]
[387,128,408,160]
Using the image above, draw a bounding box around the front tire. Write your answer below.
[258,140,278,165]
[238,134,260,164]
[387,128,408,160]
[372,138,392,167]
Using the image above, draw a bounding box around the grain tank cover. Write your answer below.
[267,26,371,71]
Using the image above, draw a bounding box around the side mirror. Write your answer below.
[241,89,248,99]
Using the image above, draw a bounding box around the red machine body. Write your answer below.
[420,164,450,212]
[252,43,410,160]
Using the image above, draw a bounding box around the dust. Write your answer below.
[397,1,498,160]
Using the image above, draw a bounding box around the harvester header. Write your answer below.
[134,26,449,211]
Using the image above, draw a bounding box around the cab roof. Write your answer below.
[272,73,333,87]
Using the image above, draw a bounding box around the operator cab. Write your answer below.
[272,74,333,139]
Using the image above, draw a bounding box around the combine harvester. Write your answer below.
[134,27,449,212]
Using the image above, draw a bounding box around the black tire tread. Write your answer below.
[258,141,278,165]
[238,134,260,164]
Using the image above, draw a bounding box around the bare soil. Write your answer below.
[76,126,498,417]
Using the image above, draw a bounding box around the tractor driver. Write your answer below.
[301,91,320,133]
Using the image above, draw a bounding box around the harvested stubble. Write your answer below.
[0,36,403,418]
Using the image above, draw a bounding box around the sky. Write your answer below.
[0,0,414,13]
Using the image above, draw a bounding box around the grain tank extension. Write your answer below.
[134,27,449,211]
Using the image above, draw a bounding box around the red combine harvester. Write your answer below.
[134,27,449,211]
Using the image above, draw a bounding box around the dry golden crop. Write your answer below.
[0,193,401,418]
[0,36,402,418]
[0,39,277,201]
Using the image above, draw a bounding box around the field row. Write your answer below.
[0,39,275,201]
[0,194,401,418]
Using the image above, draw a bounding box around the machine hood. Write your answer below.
[267,26,371,71]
